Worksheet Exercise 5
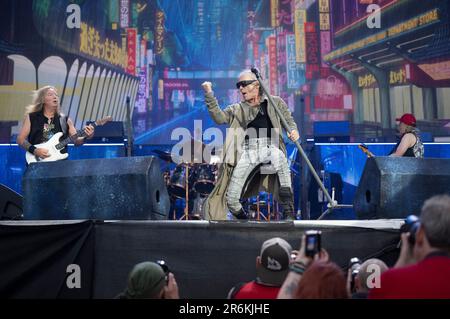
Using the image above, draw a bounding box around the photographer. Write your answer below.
[277,232,348,299]
[347,258,388,299]
[116,261,179,299]
[369,195,450,299]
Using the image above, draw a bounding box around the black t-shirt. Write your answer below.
[246,100,273,139]
[28,111,68,153]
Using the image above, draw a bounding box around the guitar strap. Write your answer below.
[59,114,68,136]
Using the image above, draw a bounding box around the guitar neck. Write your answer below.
[359,145,374,158]
[56,123,98,150]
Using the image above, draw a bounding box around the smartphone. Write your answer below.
[305,230,321,257]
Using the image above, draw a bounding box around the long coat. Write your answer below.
[203,92,298,220]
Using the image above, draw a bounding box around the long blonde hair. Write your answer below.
[404,125,417,134]
[25,86,61,115]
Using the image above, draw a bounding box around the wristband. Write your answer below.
[292,260,310,269]
[289,263,306,275]
[28,145,36,154]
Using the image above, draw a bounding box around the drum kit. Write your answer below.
[153,148,218,220]
[245,192,281,221]
[153,141,301,221]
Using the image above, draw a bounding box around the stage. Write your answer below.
[0,219,402,298]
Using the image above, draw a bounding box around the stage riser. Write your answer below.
[0,221,400,298]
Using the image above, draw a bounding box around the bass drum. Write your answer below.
[193,164,217,195]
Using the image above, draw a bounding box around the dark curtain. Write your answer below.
[0,220,95,298]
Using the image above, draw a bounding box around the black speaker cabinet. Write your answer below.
[23,156,169,220]
[354,157,450,219]
[0,183,23,220]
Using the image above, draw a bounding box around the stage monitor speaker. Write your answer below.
[354,157,450,219]
[0,183,23,220]
[86,121,124,143]
[313,121,350,143]
[22,156,169,220]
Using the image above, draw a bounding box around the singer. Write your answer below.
[201,70,300,220]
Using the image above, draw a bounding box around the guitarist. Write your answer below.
[389,113,424,158]
[17,86,94,161]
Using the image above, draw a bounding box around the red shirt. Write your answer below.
[232,281,280,299]
[369,253,450,299]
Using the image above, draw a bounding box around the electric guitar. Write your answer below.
[26,116,112,164]
[358,144,375,158]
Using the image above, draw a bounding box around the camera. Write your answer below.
[305,230,322,257]
[348,257,362,293]
[156,260,170,284]
[400,215,420,245]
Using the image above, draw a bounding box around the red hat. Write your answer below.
[396,113,416,126]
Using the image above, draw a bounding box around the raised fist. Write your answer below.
[201,81,213,94]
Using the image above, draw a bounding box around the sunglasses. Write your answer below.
[236,80,256,89]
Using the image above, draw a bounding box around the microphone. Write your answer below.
[250,67,261,79]
[126,96,130,104]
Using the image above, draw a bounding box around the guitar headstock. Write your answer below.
[358,144,374,158]
[358,144,368,150]
[95,116,113,127]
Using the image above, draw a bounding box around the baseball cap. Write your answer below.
[256,237,293,286]
[396,113,416,126]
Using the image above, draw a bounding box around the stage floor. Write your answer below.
[0,220,402,298]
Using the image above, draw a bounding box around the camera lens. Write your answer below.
[349,257,361,272]
[400,215,420,245]
[156,260,169,274]
[156,260,170,284]
[400,215,418,232]
[349,257,361,293]
[349,257,361,266]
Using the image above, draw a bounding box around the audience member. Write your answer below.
[277,235,336,299]
[369,195,450,299]
[295,260,348,299]
[116,261,179,299]
[349,258,388,299]
[228,237,293,299]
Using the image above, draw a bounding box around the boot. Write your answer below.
[234,207,248,220]
[279,187,296,221]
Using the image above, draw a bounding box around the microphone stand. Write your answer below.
[251,68,352,219]
[125,96,133,157]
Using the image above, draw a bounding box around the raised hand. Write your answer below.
[288,130,300,142]
[83,124,95,139]
[201,81,213,94]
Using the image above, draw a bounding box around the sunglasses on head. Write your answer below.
[236,80,256,89]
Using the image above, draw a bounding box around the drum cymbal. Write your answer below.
[152,150,174,163]
[172,138,208,164]
[154,139,221,164]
